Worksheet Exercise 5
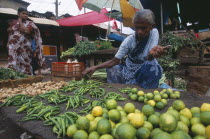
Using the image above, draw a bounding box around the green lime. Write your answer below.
[148,100,156,107]
[193,136,206,139]
[119,110,127,117]
[115,123,136,139]
[190,117,201,125]
[176,121,189,133]
[88,121,97,133]
[152,131,172,139]
[161,99,168,106]
[143,121,153,131]
[108,109,121,123]
[200,111,210,125]
[159,113,177,132]
[148,114,160,128]
[124,103,135,113]
[155,102,165,110]
[142,104,154,117]
[170,93,177,99]
[146,93,154,100]
[97,119,112,135]
[120,117,129,123]
[66,124,78,138]
[180,116,190,127]
[154,112,161,117]
[136,127,150,139]
[106,99,117,110]
[130,94,138,101]
[151,128,163,138]
[76,116,90,131]
[171,130,191,139]
[73,130,88,139]
[116,106,123,111]
[100,134,113,139]
[161,93,168,99]
[131,88,138,94]
[191,123,206,136]
[137,91,145,96]
[172,100,185,112]
[102,112,109,119]
[190,107,201,114]
[167,109,180,120]
[154,95,162,102]
[138,96,145,103]
[88,131,100,139]
[144,98,149,103]
[134,109,141,113]
[153,90,160,95]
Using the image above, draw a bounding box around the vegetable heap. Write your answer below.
[0,67,28,81]
[0,81,67,102]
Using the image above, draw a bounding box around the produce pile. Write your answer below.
[60,40,113,58]
[120,87,180,110]
[0,81,67,102]
[0,67,28,81]
[66,100,210,139]
[1,80,210,139]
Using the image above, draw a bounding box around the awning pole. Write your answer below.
[81,8,87,40]
[106,0,115,39]
[160,0,164,34]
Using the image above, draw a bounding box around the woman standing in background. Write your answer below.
[7,7,45,75]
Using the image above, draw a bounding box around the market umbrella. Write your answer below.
[76,0,143,27]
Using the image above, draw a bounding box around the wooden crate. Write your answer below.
[177,47,200,64]
[188,76,210,86]
[187,88,205,96]
[188,66,210,78]
[51,76,81,82]
[51,62,84,81]
[170,30,192,38]
[187,82,209,95]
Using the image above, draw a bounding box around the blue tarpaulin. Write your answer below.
[108,33,126,42]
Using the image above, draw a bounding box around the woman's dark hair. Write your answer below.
[18,7,28,14]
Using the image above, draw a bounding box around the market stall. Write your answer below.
[0,79,210,139]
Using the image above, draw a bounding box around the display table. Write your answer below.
[1,83,210,139]
[88,48,118,67]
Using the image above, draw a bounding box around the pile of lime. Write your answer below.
[128,88,180,110]
[65,99,210,139]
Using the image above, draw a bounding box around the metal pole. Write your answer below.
[160,0,164,34]
[55,0,58,18]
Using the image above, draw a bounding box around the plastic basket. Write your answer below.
[51,62,85,79]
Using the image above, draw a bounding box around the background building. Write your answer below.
[0,0,29,10]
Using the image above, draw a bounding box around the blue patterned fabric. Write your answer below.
[135,61,162,89]
[107,28,163,89]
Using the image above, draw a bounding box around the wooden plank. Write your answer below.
[51,76,80,82]
[187,88,205,95]
[198,31,210,40]
[188,66,210,77]
[92,48,118,55]
[188,76,210,86]
[187,82,209,94]
[89,55,95,67]
[204,46,210,54]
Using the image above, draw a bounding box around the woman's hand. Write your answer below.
[82,66,97,77]
[149,45,168,58]
[18,17,22,23]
